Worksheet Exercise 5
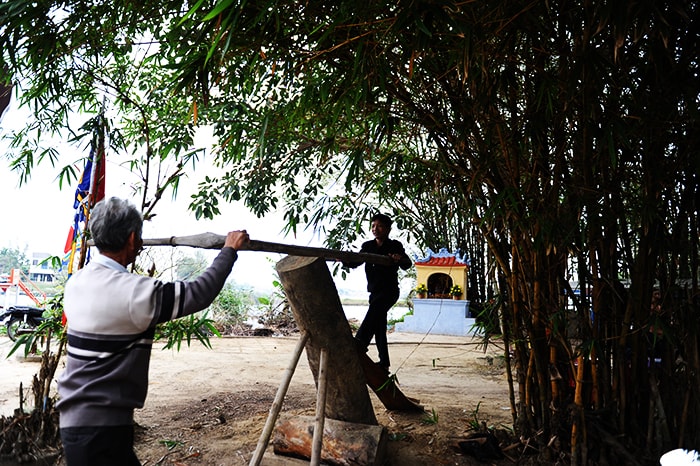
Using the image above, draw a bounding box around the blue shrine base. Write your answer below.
[395,299,481,336]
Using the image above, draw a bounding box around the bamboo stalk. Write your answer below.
[550,346,559,403]
[571,353,586,466]
[648,372,671,446]
[590,345,599,409]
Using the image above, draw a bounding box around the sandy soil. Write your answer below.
[0,332,516,465]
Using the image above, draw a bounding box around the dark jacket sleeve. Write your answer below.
[390,239,412,270]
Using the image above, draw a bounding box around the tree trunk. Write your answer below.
[275,255,377,425]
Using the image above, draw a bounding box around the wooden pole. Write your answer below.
[133,233,395,266]
[310,347,329,466]
[248,332,310,466]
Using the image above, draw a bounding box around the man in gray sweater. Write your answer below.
[57,197,249,466]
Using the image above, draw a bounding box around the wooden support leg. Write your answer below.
[249,332,310,466]
[310,347,329,466]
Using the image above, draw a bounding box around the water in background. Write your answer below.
[246,303,410,330]
[343,304,409,322]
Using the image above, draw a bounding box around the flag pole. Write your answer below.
[77,112,106,270]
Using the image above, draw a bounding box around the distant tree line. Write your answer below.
[0,246,29,275]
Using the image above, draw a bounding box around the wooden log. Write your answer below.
[133,233,394,266]
[260,453,309,465]
[272,414,387,466]
[356,349,424,412]
[276,255,376,425]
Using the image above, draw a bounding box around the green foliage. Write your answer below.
[466,402,484,431]
[175,251,209,280]
[255,278,296,333]
[387,309,411,326]
[155,311,220,351]
[208,284,253,329]
[473,296,503,350]
[346,319,360,333]
[0,0,204,219]
[0,246,29,275]
[6,292,66,358]
[40,255,65,275]
[388,432,408,442]
[420,408,439,426]
[159,439,185,451]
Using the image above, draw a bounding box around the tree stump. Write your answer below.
[275,255,376,425]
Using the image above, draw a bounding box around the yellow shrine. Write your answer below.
[397,249,476,336]
[415,248,469,299]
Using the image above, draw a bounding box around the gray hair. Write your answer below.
[90,197,143,252]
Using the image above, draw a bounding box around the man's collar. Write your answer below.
[93,253,128,273]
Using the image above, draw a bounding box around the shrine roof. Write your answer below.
[414,248,470,267]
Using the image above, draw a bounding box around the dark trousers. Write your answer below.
[355,288,400,368]
[60,425,140,466]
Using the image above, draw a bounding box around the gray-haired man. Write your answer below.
[57,197,249,465]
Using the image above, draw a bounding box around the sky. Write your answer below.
[0,99,371,296]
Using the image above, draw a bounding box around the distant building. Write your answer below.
[29,252,57,283]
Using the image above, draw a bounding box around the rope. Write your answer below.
[393,262,458,374]
[393,304,444,374]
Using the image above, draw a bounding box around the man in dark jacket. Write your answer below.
[347,213,411,373]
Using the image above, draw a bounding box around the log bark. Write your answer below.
[275,255,376,425]
[356,349,424,412]
[273,415,387,466]
[259,453,309,465]
[135,233,394,266]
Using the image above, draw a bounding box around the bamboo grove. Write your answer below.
[1,0,699,463]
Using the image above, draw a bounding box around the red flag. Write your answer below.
[64,226,75,254]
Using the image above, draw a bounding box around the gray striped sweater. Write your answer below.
[56,248,237,428]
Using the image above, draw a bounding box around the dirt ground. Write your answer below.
[0,331,517,465]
